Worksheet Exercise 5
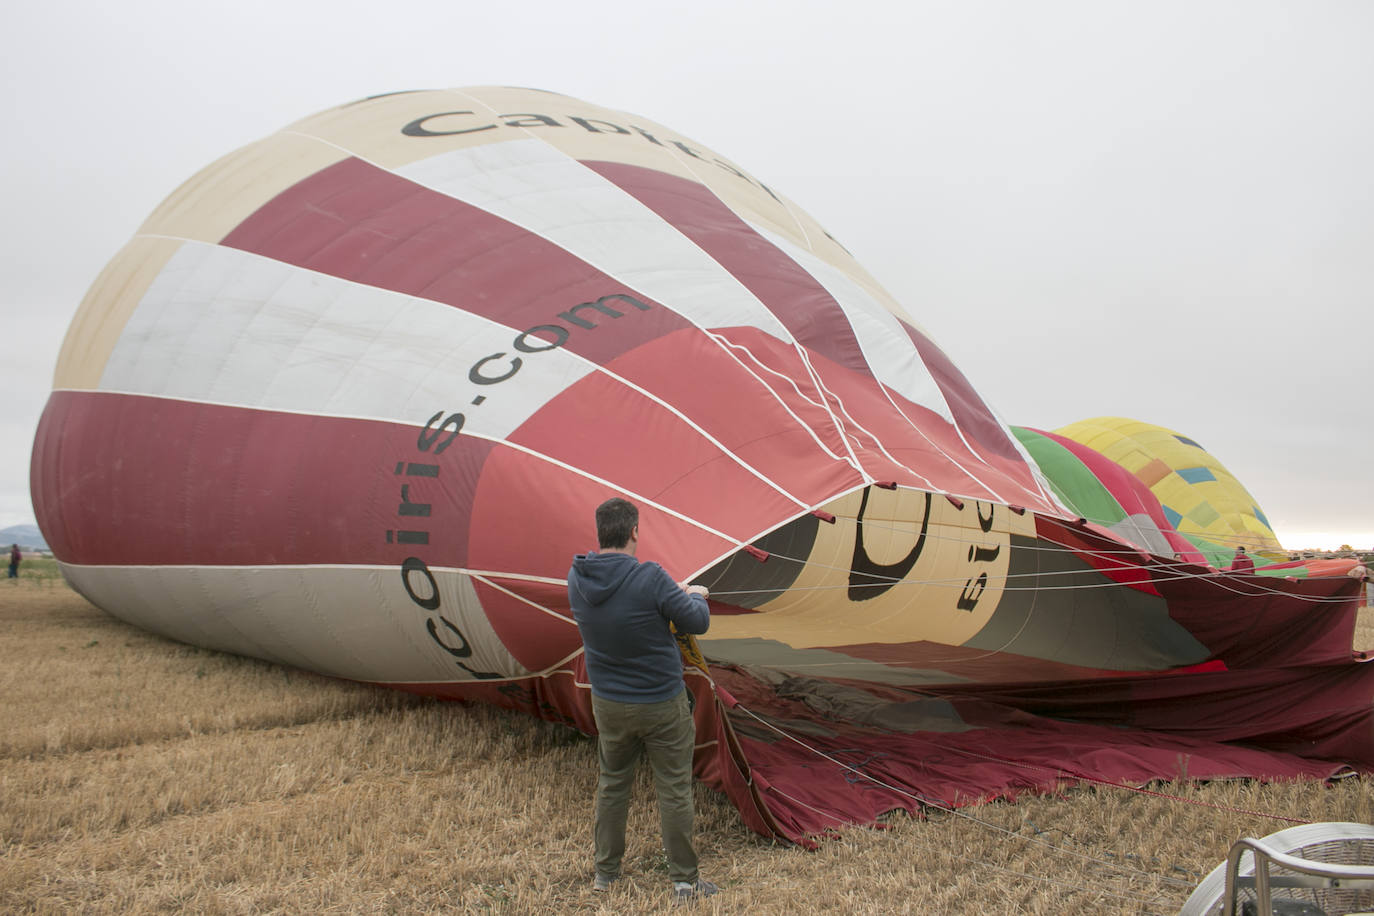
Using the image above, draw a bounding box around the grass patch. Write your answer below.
[2,580,1370,914]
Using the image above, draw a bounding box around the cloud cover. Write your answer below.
[2,0,1370,546]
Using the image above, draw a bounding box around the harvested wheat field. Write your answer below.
[2,578,1371,915]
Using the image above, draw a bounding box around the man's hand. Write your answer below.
[680,582,709,599]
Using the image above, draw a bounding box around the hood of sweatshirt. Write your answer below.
[568,551,639,606]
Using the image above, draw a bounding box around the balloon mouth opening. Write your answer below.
[693,513,823,613]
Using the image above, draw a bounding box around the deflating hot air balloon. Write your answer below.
[31,88,1373,843]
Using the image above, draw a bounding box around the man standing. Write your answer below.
[568,497,718,901]
[1229,545,1255,573]
[7,544,19,579]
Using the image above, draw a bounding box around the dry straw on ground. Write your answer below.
[2,579,1370,914]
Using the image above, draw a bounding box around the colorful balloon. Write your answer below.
[1011,426,1203,563]
[1054,416,1283,566]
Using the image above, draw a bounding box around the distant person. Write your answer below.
[1229,545,1254,573]
[8,543,20,579]
[567,497,718,902]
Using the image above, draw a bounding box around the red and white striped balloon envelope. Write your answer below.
[32,89,1373,843]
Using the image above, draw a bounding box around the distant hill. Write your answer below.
[1,524,49,551]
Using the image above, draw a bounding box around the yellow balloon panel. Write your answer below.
[1054,416,1281,552]
[706,487,1036,649]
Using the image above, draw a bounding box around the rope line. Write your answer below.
[810,505,1362,573]
[705,536,1363,604]
[812,508,1361,566]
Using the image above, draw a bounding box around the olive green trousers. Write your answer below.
[590,688,699,884]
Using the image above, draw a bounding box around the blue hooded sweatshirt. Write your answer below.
[568,551,710,703]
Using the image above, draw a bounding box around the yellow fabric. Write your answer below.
[1055,416,1282,553]
[705,487,1036,649]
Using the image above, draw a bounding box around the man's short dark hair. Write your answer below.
[596,498,638,549]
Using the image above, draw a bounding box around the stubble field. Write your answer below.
[2,577,1371,914]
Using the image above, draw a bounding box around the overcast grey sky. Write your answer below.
[3,0,1370,547]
